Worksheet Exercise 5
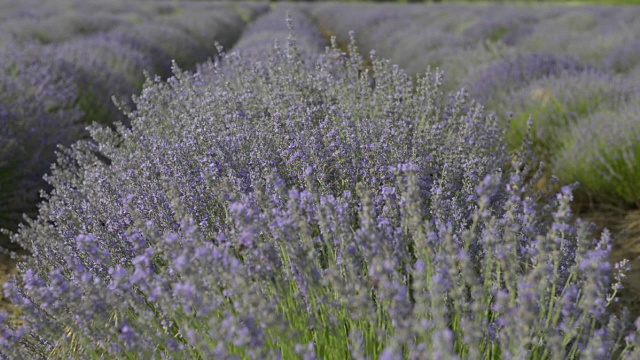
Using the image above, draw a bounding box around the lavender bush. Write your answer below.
[0,44,84,249]
[496,71,636,156]
[231,5,326,56]
[109,23,207,73]
[0,0,165,46]
[461,9,539,46]
[45,37,149,126]
[0,1,266,250]
[519,7,640,66]
[553,102,640,206]
[1,24,638,359]
[604,40,640,74]
[158,3,253,57]
[465,52,586,109]
[310,3,474,74]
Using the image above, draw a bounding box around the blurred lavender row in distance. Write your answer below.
[0,1,269,249]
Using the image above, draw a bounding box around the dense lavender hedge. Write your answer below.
[0,0,175,45]
[495,70,636,155]
[310,3,640,208]
[554,103,640,206]
[0,1,268,248]
[0,45,85,249]
[231,5,326,55]
[1,25,639,358]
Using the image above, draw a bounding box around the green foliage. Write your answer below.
[554,103,640,206]
[497,71,633,159]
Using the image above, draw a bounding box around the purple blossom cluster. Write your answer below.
[1,22,638,358]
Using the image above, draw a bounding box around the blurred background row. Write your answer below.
[0,1,269,248]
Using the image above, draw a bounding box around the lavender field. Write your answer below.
[1,1,640,359]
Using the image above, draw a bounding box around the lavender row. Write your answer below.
[0,1,269,248]
[230,4,326,56]
[310,3,640,206]
[1,26,639,358]
[0,45,85,248]
[0,0,185,46]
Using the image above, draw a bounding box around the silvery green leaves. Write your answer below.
[1,22,638,359]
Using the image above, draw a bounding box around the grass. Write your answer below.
[501,71,633,159]
[553,105,640,207]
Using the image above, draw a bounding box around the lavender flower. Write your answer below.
[1,10,639,360]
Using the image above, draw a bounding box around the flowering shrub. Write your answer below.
[158,4,250,57]
[46,36,149,125]
[497,70,636,156]
[604,40,640,74]
[231,5,326,56]
[554,102,640,206]
[0,1,266,250]
[0,44,84,249]
[311,3,473,74]
[1,24,639,359]
[466,52,586,109]
[461,9,538,46]
[0,0,169,45]
[519,7,640,65]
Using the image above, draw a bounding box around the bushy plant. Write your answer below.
[517,7,640,66]
[310,3,474,74]
[110,23,207,72]
[462,10,538,46]
[1,25,639,359]
[553,102,640,206]
[466,52,586,107]
[498,71,635,156]
[158,3,258,56]
[0,2,266,252]
[604,40,640,74]
[232,5,326,55]
[0,44,84,249]
[46,37,149,126]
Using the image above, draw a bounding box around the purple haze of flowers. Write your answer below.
[0,17,638,359]
[0,43,84,249]
[0,2,266,250]
[231,6,326,57]
[553,101,640,204]
[467,52,586,106]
